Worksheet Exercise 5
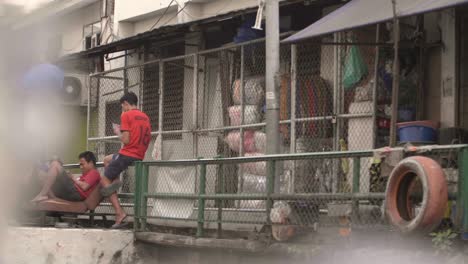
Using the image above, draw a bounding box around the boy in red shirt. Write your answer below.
[101,92,151,228]
[31,151,101,202]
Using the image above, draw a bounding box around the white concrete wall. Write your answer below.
[11,1,101,63]
[460,13,468,129]
[3,227,136,264]
[113,0,261,40]
[440,8,458,128]
[133,10,179,34]
[116,0,177,22]
[56,1,101,56]
[116,0,257,24]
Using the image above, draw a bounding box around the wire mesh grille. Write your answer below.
[136,148,461,231]
[86,30,431,231]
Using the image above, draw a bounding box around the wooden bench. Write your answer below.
[32,185,103,214]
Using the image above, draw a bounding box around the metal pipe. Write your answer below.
[166,61,203,72]
[289,44,297,194]
[96,76,125,80]
[333,33,339,151]
[372,25,380,148]
[152,130,192,135]
[333,32,344,194]
[64,144,468,167]
[197,164,207,237]
[457,148,468,233]
[389,0,401,147]
[143,216,265,225]
[130,145,468,166]
[197,123,266,132]
[338,113,374,119]
[105,50,137,61]
[141,164,149,230]
[192,54,199,159]
[238,45,245,207]
[265,0,281,195]
[216,163,224,238]
[124,50,129,93]
[158,60,165,160]
[134,161,142,231]
[352,157,361,220]
[195,31,294,56]
[266,160,276,226]
[144,192,386,201]
[86,76,92,150]
[271,193,385,200]
[313,42,393,46]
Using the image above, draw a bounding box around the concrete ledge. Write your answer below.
[3,227,136,264]
[135,232,268,253]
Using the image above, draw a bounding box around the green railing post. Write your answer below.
[197,164,207,237]
[352,157,361,220]
[216,162,224,238]
[140,163,149,230]
[266,160,276,227]
[457,147,468,236]
[134,161,142,231]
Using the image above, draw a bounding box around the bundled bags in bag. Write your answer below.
[232,76,265,105]
[254,132,266,153]
[225,130,256,153]
[228,105,261,126]
[225,131,266,153]
[240,173,266,209]
[241,152,267,176]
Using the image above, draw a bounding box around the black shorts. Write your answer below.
[52,170,83,202]
[104,154,140,181]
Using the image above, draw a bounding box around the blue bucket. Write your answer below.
[398,125,437,142]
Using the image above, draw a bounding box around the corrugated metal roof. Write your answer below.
[58,6,259,61]
[283,0,468,42]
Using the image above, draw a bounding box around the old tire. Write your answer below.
[385,156,447,234]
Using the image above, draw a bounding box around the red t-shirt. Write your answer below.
[119,109,152,160]
[75,169,101,199]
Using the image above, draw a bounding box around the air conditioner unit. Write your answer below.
[91,33,101,48]
[60,73,89,106]
[83,33,101,50]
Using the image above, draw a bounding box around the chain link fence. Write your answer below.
[87,27,431,229]
[133,146,465,239]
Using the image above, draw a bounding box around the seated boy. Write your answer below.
[31,151,101,202]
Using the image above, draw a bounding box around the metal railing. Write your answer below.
[132,145,468,238]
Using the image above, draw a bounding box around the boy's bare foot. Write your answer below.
[31,195,48,203]
[111,213,128,229]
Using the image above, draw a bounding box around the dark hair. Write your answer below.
[120,92,138,106]
[78,151,97,166]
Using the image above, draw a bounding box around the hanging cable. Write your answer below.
[160,2,188,28]
[149,0,175,31]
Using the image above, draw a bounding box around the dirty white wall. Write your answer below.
[58,1,101,56]
[423,12,442,122]
[459,10,468,129]
[133,11,179,34]
[114,0,262,38]
[3,227,136,264]
[440,8,457,128]
[115,0,177,22]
